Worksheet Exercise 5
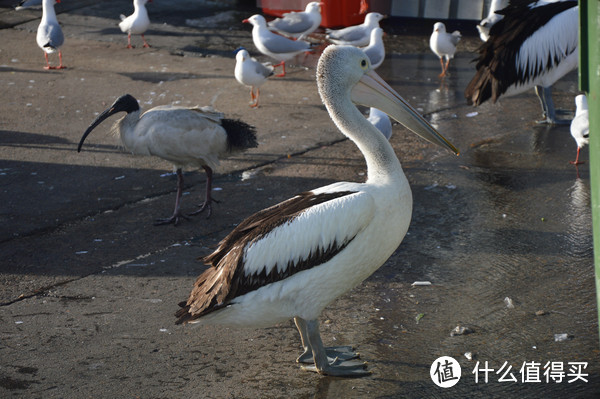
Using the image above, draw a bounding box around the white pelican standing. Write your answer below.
[119,0,152,49]
[175,45,458,377]
[77,94,258,226]
[569,94,589,165]
[267,1,323,40]
[465,0,578,125]
[243,14,312,77]
[37,0,65,70]
[361,27,385,69]
[429,22,461,78]
[325,12,385,47]
[234,48,274,108]
[477,0,508,42]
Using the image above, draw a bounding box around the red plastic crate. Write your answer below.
[261,0,368,28]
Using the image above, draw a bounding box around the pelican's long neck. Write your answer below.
[324,92,403,183]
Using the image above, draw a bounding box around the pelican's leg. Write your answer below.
[155,169,190,226]
[294,317,358,364]
[126,33,134,49]
[189,166,219,218]
[535,86,570,125]
[298,319,370,377]
[141,34,150,48]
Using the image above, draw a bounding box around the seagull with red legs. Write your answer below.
[119,0,152,49]
[37,0,65,70]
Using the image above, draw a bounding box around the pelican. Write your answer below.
[37,0,64,70]
[361,27,385,69]
[175,45,458,377]
[570,94,589,165]
[325,12,385,47]
[477,0,508,42]
[119,0,152,49]
[464,0,578,125]
[77,94,258,226]
[429,22,461,78]
[243,14,312,77]
[367,107,392,140]
[267,1,323,40]
[234,48,274,108]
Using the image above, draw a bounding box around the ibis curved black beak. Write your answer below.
[77,94,140,153]
[77,106,120,152]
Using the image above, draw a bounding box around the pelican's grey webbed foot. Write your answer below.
[294,318,370,377]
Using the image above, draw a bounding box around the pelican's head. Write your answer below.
[317,45,458,154]
[243,14,267,27]
[433,22,446,33]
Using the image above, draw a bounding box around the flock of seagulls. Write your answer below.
[20,0,590,378]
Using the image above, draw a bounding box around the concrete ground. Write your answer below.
[0,0,598,398]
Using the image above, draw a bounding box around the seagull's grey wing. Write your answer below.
[450,32,461,46]
[364,46,383,67]
[328,26,365,42]
[262,33,310,53]
[42,22,64,49]
[269,13,313,34]
[255,61,274,78]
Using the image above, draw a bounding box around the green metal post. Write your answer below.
[580,0,600,340]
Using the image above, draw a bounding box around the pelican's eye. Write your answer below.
[360,59,369,70]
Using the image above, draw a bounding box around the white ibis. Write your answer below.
[477,0,508,42]
[570,94,589,165]
[325,12,384,47]
[37,0,64,70]
[175,45,458,377]
[77,94,258,226]
[367,107,392,140]
[361,27,385,69]
[119,0,152,49]
[243,14,313,77]
[234,48,274,108]
[429,22,461,78]
[465,0,578,125]
[267,1,323,40]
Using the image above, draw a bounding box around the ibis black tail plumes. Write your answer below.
[221,119,258,152]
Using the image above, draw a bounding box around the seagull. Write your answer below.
[36,0,64,70]
[15,0,42,11]
[361,27,385,69]
[175,45,458,377]
[243,14,313,77]
[477,0,508,42]
[367,107,392,140]
[234,48,275,108]
[464,0,578,125]
[570,94,589,165]
[119,0,152,49]
[267,1,323,40]
[326,12,385,47]
[77,94,258,226]
[429,22,461,78]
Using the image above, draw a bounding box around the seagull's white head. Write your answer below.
[433,22,446,33]
[243,14,267,27]
[365,12,384,25]
[306,2,323,13]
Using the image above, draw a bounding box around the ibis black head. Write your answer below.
[77,94,140,152]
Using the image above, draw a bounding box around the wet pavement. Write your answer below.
[0,0,598,397]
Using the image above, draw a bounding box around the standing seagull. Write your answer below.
[37,0,64,70]
[175,45,458,377]
[429,22,461,78]
[119,0,152,49]
[361,27,385,69]
[267,1,323,40]
[77,94,258,226]
[243,14,313,77]
[569,94,589,165]
[326,12,384,47]
[234,48,274,108]
[477,0,508,41]
[465,0,578,125]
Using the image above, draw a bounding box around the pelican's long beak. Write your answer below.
[77,106,120,153]
[351,69,459,155]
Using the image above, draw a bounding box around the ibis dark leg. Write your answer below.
[189,166,218,218]
[295,318,369,377]
[154,168,189,226]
